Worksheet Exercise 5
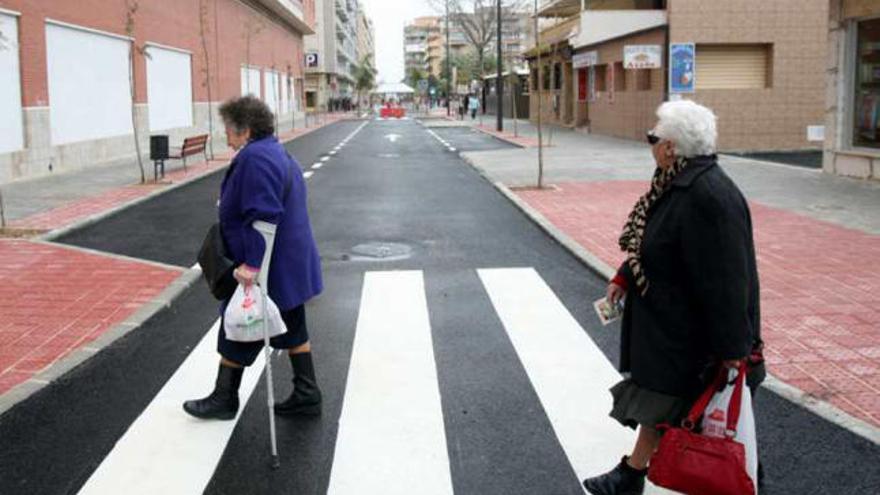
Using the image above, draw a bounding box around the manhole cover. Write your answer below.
[350,242,412,261]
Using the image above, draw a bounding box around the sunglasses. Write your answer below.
[646,131,660,145]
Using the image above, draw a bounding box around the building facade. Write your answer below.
[824,0,880,180]
[303,0,359,111]
[0,0,314,184]
[528,0,828,152]
[356,5,376,69]
[404,16,442,80]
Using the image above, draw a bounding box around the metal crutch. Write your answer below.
[253,220,281,470]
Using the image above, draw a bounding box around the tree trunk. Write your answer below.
[129,43,146,184]
[0,187,6,228]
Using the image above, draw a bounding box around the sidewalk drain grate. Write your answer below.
[350,242,412,261]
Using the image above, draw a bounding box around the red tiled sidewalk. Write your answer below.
[0,240,182,395]
[517,180,880,427]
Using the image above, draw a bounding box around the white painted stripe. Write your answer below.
[478,268,676,494]
[304,171,314,179]
[448,148,457,152]
[320,156,330,162]
[311,162,323,170]
[329,150,336,155]
[327,271,453,495]
[77,320,267,495]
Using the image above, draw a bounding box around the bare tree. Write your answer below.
[124,0,147,184]
[427,0,527,123]
[242,17,265,95]
[198,0,215,159]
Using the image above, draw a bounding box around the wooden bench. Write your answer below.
[154,134,209,180]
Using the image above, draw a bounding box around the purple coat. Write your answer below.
[219,136,323,310]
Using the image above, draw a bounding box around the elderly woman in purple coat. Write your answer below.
[184,96,324,420]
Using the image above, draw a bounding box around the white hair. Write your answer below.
[654,100,717,158]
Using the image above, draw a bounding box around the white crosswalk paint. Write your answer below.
[77,320,267,495]
[327,271,454,495]
[478,268,676,494]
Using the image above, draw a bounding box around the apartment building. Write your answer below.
[356,5,376,69]
[303,0,360,110]
[0,0,314,183]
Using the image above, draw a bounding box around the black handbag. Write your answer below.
[198,222,237,301]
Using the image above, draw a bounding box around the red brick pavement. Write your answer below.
[0,240,182,395]
[516,180,880,427]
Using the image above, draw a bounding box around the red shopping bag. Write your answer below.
[648,363,755,495]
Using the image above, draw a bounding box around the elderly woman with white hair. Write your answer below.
[582,100,765,495]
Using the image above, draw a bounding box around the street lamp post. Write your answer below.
[496,0,503,132]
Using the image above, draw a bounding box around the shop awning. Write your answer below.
[571,10,667,49]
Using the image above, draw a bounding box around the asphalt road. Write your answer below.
[0,119,877,495]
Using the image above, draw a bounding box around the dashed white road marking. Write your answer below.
[311,163,323,170]
[320,156,330,162]
[304,171,314,179]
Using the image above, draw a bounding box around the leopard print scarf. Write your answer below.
[618,157,688,296]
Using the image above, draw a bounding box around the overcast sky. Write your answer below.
[360,0,436,84]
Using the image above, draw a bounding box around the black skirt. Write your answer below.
[609,378,692,430]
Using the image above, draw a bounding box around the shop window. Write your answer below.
[594,64,607,92]
[636,69,652,91]
[854,18,880,149]
[614,62,626,91]
[553,62,562,90]
[695,44,772,90]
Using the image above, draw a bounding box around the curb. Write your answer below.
[470,126,530,149]
[0,268,201,417]
[461,153,880,446]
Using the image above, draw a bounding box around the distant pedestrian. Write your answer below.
[581,100,765,495]
[468,94,480,120]
[458,95,467,120]
[184,95,324,421]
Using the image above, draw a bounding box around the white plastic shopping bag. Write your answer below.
[701,367,759,494]
[223,284,286,342]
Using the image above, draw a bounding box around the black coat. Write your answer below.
[617,155,764,398]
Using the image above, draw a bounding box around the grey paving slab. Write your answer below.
[464,118,880,235]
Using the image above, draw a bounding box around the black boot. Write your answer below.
[582,456,647,495]
[183,364,243,420]
[274,352,322,417]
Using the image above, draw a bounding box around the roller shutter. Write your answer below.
[695,44,770,90]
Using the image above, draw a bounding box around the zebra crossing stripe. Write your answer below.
[327,271,454,495]
[77,320,266,495]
